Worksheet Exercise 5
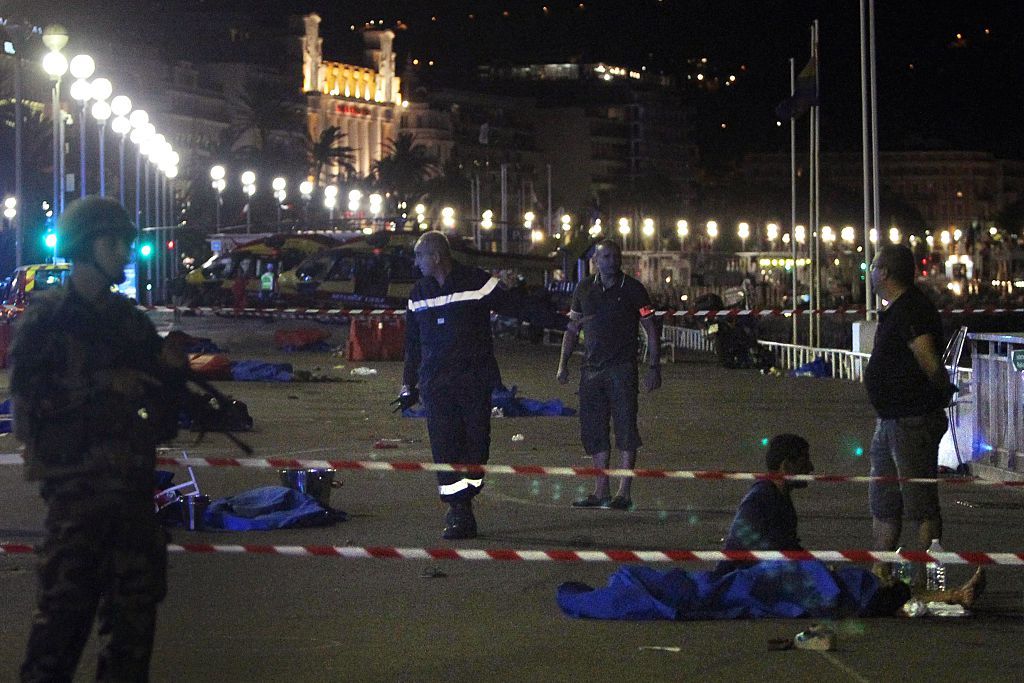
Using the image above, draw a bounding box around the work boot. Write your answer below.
[443,501,477,540]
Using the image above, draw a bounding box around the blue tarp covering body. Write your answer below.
[790,357,832,378]
[203,486,340,530]
[230,360,294,382]
[557,561,887,620]
[403,385,575,418]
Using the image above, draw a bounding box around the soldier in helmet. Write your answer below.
[12,196,186,682]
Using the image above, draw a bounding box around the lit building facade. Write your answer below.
[301,13,403,181]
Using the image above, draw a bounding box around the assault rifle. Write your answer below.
[147,368,254,455]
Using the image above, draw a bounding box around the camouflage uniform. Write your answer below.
[13,284,169,682]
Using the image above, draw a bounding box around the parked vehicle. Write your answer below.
[186,234,342,306]
[0,263,71,311]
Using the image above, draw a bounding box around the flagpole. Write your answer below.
[807,22,816,348]
[860,0,873,314]
[869,0,881,306]
[813,20,822,346]
[790,57,798,344]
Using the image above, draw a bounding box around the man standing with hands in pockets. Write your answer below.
[557,240,661,510]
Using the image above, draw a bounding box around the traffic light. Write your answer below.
[166,239,175,250]
[43,232,57,249]
[139,243,153,258]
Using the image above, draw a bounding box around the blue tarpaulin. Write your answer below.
[0,398,10,434]
[203,486,342,530]
[789,357,832,378]
[557,561,893,620]
[230,360,294,382]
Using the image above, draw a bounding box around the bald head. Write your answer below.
[414,231,453,282]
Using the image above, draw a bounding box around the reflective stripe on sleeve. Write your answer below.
[408,277,500,312]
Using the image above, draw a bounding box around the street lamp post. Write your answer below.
[210,165,226,228]
[68,55,95,198]
[706,220,719,247]
[272,177,286,225]
[299,180,314,226]
[110,95,131,205]
[737,222,750,251]
[3,198,16,231]
[241,171,256,233]
[90,77,113,196]
[129,110,150,225]
[41,26,69,218]
[324,185,338,221]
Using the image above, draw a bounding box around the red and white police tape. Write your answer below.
[135,304,1024,321]
[0,542,1019,565]
[0,453,1015,488]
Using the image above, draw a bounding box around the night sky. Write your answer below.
[265,1,1024,160]
[12,1,1024,159]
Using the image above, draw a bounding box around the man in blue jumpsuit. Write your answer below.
[399,231,510,539]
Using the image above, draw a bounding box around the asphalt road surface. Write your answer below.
[1,313,1022,682]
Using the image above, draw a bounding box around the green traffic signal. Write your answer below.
[139,243,153,258]
[44,233,57,249]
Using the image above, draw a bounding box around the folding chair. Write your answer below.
[153,450,202,512]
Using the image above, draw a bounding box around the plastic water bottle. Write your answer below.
[893,547,913,585]
[926,538,947,591]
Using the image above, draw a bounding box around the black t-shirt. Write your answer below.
[864,285,947,418]
[570,272,653,370]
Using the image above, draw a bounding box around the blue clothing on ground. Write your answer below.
[557,561,898,620]
[230,360,294,382]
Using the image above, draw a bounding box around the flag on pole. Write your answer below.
[775,56,819,120]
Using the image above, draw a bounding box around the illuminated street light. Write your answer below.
[869,228,878,244]
[737,221,749,249]
[618,217,630,237]
[794,224,806,244]
[523,211,535,228]
[676,219,689,240]
[821,225,835,244]
[706,220,718,241]
[841,225,855,244]
[481,209,494,230]
[441,206,456,229]
[589,218,602,237]
[348,189,362,213]
[531,229,544,243]
[889,227,901,244]
[953,228,963,241]
[642,217,655,238]
[91,99,112,196]
[272,177,287,223]
[766,222,779,244]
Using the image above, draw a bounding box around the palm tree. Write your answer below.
[307,126,357,185]
[372,133,438,208]
[229,77,305,157]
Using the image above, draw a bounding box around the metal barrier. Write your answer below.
[660,325,715,357]
[969,333,1024,475]
[758,341,870,381]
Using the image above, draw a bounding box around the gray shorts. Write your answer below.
[868,410,948,521]
[578,362,642,455]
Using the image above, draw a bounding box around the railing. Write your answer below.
[759,341,871,381]
[662,324,971,385]
[968,333,1024,475]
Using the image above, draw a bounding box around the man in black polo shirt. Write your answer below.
[557,239,661,510]
[398,231,508,540]
[864,244,953,575]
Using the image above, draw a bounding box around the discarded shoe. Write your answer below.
[572,494,612,508]
[793,625,836,651]
[606,495,633,511]
[442,502,477,540]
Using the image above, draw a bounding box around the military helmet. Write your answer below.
[58,196,136,260]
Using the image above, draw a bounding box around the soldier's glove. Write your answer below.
[390,387,420,413]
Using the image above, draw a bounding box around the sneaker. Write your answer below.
[606,496,632,511]
[571,494,611,508]
[442,502,477,540]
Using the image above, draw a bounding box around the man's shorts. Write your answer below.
[868,409,948,521]
[578,362,642,455]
